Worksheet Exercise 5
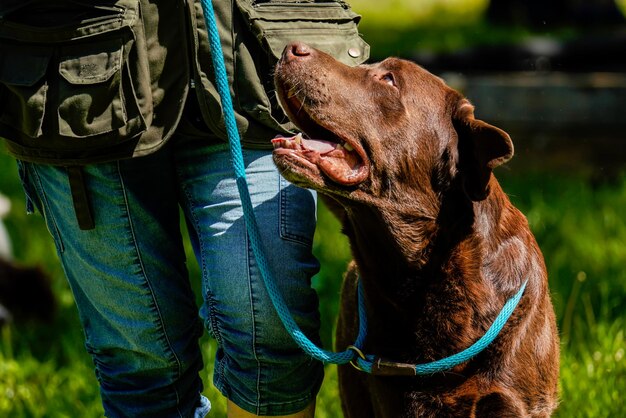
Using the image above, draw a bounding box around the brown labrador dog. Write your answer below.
[272,42,559,418]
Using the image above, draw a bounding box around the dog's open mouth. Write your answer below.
[272,85,369,187]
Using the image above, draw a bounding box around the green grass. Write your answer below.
[498,171,626,418]
[1,3,624,416]
[1,148,624,416]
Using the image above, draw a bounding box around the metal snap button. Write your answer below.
[348,47,361,58]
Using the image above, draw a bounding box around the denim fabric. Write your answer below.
[17,135,323,417]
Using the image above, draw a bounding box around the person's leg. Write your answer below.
[227,400,315,418]
[174,137,323,416]
[17,147,209,418]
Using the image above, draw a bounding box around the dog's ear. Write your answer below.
[453,99,513,201]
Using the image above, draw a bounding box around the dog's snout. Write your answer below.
[282,42,313,62]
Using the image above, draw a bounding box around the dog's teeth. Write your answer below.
[344,142,354,152]
[271,138,284,149]
[295,133,303,145]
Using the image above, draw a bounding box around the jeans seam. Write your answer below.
[246,226,263,416]
[175,165,224,347]
[117,162,184,418]
[204,292,223,345]
[28,164,65,253]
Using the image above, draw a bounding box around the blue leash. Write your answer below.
[199,0,527,375]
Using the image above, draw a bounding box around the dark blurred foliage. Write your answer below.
[486,0,624,28]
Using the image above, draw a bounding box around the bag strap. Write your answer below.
[67,166,95,230]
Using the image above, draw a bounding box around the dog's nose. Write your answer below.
[283,42,312,62]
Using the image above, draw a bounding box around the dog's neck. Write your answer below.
[333,178,525,359]
[339,190,474,285]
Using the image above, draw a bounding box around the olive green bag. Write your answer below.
[0,0,189,229]
[190,0,370,149]
[0,0,189,165]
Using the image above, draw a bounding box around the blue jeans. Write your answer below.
[18,135,323,417]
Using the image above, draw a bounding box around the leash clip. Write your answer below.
[347,345,367,372]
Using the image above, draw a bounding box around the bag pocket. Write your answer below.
[0,0,152,148]
[233,0,370,135]
[0,45,50,138]
[57,38,129,138]
[236,0,370,66]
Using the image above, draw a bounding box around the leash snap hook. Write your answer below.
[347,345,367,372]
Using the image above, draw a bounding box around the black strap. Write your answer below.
[67,166,95,230]
[370,358,418,376]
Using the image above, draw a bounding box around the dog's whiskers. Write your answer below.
[296,94,308,115]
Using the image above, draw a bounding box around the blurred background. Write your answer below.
[1,0,625,416]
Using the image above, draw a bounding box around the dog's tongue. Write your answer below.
[272,134,367,186]
[271,134,335,153]
[300,137,336,154]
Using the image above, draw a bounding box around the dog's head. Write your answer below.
[273,42,513,209]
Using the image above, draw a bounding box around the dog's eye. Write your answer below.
[381,73,396,87]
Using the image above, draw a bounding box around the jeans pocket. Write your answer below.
[279,176,317,246]
[16,160,36,215]
[16,161,65,253]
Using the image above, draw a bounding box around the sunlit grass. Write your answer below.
[349,0,489,28]
[347,0,582,60]
[558,319,626,418]
[616,0,626,17]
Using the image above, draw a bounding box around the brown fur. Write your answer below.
[273,42,559,417]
